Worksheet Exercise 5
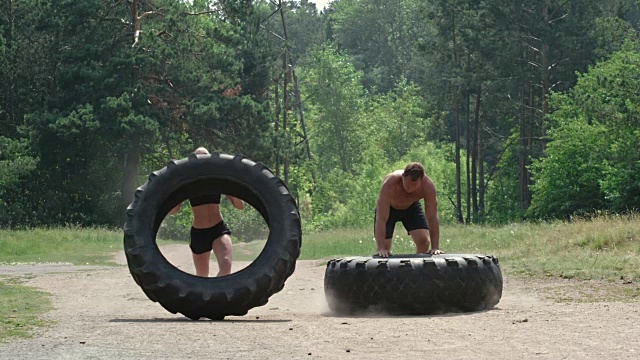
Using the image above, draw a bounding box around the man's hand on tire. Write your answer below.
[376,249,391,257]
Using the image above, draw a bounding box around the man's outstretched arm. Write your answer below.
[168,203,181,215]
[375,188,392,257]
[424,183,442,254]
[226,195,245,210]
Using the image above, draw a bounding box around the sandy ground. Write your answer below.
[1,244,639,360]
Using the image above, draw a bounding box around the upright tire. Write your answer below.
[123,153,301,320]
[324,254,502,315]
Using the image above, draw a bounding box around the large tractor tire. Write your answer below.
[324,254,502,315]
[123,153,301,320]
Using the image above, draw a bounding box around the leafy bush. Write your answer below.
[0,137,39,227]
[530,48,640,218]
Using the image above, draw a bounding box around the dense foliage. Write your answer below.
[2,0,639,234]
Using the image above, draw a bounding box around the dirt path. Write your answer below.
[1,245,639,359]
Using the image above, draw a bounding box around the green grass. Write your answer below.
[301,214,640,282]
[0,227,181,342]
[232,239,268,261]
[0,217,637,342]
[0,227,180,265]
[0,277,53,342]
[1,216,638,281]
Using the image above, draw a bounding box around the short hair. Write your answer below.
[402,162,425,181]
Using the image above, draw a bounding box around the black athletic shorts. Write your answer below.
[374,202,429,239]
[189,221,231,254]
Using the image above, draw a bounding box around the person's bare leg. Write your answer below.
[211,234,233,276]
[192,251,212,277]
[409,229,430,254]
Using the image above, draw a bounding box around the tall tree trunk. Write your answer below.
[478,106,485,219]
[455,101,463,224]
[465,92,471,224]
[290,65,315,182]
[130,0,141,47]
[274,76,281,177]
[519,85,527,211]
[278,1,314,184]
[121,135,141,222]
[541,4,550,149]
[472,85,481,220]
[282,51,289,184]
[2,0,15,136]
[526,83,534,209]
[452,13,463,223]
[128,0,160,48]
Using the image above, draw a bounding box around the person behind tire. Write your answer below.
[374,162,442,257]
[167,147,245,277]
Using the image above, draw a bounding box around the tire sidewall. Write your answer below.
[124,154,300,315]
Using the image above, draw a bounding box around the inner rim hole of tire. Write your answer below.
[154,178,271,278]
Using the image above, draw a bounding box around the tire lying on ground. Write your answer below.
[324,254,503,315]
[123,153,301,320]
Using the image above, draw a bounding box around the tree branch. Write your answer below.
[523,43,541,53]
[549,0,572,20]
[129,0,163,48]
[550,13,569,24]
[110,0,126,10]
[524,60,541,68]
[101,17,131,26]
[138,10,162,21]
[182,9,220,16]
[447,195,461,214]
[507,93,543,114]
[520,34,541,42]
[483,135,517,190]
[146,96,165,110]
[260,8,281,26]
[156,30,172,37]
[550,58,571,70]
[260,25,285,41]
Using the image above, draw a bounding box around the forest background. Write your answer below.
[2,0,639,241]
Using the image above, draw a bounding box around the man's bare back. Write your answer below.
[380,170,435,210]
